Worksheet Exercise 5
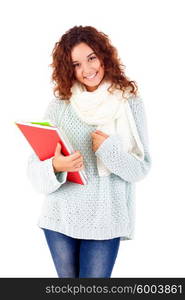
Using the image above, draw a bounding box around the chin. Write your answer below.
[85,77,104,87]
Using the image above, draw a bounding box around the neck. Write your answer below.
[82,78,107,92]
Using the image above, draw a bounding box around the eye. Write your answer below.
[89,56,96,61]
[72,56,97,68]
[73,63,80,68]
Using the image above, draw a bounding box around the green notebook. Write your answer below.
[30,121,54,127]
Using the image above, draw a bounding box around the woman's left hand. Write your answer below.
[91,130,109,152]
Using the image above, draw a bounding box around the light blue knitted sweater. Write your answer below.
[26,95,152,241]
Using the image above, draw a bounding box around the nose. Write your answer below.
[82,62,94,76]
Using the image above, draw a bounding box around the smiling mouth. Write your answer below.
[84,72,98,80]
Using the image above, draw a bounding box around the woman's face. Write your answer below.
[71,42,105,92]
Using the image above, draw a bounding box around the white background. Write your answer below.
[0,0,184,277]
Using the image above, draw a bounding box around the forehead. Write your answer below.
[71,42,94,60]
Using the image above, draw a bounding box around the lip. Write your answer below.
[84,72,98,80]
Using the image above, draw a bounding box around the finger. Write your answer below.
[70,151,82,160]
[54,142,62,156]
[74,162,84,168]
[73,157,83,164]
[90,132,96,136]
[95,130,108,137]
[71,151,80,156]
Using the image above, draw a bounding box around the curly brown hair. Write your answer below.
[49,25,139,100]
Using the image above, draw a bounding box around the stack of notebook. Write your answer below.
[15,120,88,185]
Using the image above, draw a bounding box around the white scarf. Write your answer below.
[70,79,144,177]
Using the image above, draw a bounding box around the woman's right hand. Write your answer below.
[52,143,85,173]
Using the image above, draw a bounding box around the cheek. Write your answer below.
[99,66,104,76]
[75,69,82,80]
[95,60,101,69]
[96,61,104,75]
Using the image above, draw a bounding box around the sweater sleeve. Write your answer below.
[26,99,68,194]
[94,97,152,183]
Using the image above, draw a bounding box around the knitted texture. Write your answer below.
[26,96,152,241]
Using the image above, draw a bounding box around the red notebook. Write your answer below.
[15,120,88,185]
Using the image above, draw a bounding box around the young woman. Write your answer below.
[27,25,152,278]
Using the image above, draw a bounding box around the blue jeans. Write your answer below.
[42,228,121,278]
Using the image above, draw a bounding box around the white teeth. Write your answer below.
[85,72,97,79]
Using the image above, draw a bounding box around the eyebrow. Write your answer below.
[72,52,95,63]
